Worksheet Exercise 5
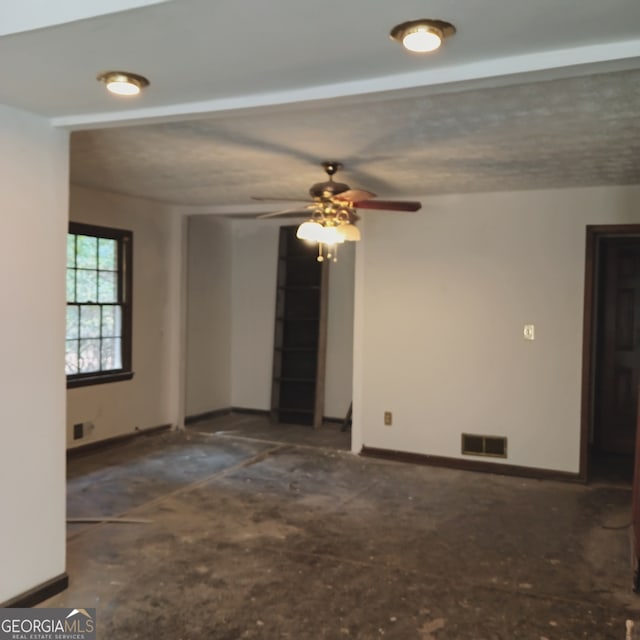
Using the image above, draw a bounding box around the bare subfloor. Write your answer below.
[44,413,640,638]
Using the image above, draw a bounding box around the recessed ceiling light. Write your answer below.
[97,71,149,96]
[390,19,456,53]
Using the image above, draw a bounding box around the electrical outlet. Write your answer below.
[384,411,392,426]
[524,324,535,340]
[73,423,83,440]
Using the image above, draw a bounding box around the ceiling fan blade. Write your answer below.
[354,199,422,212]
[252,196,308,203]
[334,189,376,203]
[257,207,314,219]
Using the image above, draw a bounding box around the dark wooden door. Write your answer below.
[596,238,640,454]
[632,394,640,591]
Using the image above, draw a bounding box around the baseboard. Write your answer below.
[233,409,347,428]
[231,407,270,417]
[1,573,69,608]
[185,408,232,425]
[360,446,582,483]
[233,409,343,422]
[67,424,172,458]
[186,408,344,424]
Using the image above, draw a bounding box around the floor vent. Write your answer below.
[462,434,507,458]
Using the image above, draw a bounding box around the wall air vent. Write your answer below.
[462,434,507,458]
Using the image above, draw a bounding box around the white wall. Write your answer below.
[69,208,353,433]
[352,185,640,473]
[67,186,185,447]
[185,215,232,416]
[0,105,68,603]
[229,219,355,417]
[324,242,355,419]
[230,221,280,410]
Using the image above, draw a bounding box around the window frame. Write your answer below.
[66,222,134,388]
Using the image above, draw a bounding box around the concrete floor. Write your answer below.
[44,413,640,638]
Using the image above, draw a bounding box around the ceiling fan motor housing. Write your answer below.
[309,180,350,199]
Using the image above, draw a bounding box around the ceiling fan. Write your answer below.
[253,161,422,220]
[252,162,421,262]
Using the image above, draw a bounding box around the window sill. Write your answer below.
[67,371,134,389]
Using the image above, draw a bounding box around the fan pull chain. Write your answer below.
[317,243,324,262]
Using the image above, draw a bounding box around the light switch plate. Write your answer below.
[524,324,535,340]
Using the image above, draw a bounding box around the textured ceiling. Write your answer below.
[3,0,639,209]
[70,68,640,209]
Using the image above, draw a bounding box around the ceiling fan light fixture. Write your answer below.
[319,225,345,247]
[296,220,324,242]
[336,223,361,242]
[260,161,421,262]
[97,71,149,96]
[390,19,456,53]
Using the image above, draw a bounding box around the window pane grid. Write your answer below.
[65,303,124,375]
[66,226,129,381]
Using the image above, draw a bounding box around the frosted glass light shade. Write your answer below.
[296,221,323,241]
[402,27,442,52]
[319,226,345,246]
[336,223,361,242]
[107,80,141,95]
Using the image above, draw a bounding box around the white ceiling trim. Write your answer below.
[53,38,640,130]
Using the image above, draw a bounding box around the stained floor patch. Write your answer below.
[45,415,640,639]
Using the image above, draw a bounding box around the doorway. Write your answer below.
[582,226,640,483]
[270,225,328,427]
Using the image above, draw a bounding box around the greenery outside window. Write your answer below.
[66,222,133,387]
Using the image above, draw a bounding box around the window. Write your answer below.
[66,222,133,387]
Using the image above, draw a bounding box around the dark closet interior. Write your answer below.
[270,226,328,427]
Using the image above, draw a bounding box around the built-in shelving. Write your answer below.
[270,226,328,427]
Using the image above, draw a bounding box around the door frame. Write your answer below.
[580,224,640,482]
